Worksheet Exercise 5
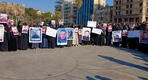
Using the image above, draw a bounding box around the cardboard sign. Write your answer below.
[92,28,102,35]
[46,27,57,38]
[87,21,97,27]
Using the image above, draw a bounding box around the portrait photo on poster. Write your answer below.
[57,28,67,45]
[29,27,42,43]
[82,28,91,41]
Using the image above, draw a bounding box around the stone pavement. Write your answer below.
[0,46,147,80]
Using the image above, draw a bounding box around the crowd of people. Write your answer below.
[0,21,148,53]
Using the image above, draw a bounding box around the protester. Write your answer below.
[0,23,10,51]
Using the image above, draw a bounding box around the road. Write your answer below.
[0,46,148,80]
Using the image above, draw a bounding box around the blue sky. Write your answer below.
[0,0,113,13]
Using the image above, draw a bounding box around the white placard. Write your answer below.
[46,27,57,38]
[92,28,102,35]
[87,21,97,27]
[0,24,4,42]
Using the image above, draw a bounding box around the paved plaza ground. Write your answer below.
[0,46,147,80]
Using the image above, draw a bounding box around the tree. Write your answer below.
[75,0,83,9]
[52,11,62,24]
[75,0,83,24]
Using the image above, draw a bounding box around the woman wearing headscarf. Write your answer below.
[0,23,10,51]
[9,23,19,51]
[18,22,29,50]
[40,24,48,48]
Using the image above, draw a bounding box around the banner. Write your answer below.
[66,28,74,40]
[112,31,122,42]
[0,14,7,23]
[22,25,29,34]
[29,27,42,43]
[11,26,19,35]
[46,27,57,38]
[0,25,4,42]
[87,21,96,27]
[82,28,91,41]
[139,31,148,44]
[92,28,102,35]
[122,30,128,36]
[127,30,141,38]
[57,28,67,45]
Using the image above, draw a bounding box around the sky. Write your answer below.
[0,0,113,13]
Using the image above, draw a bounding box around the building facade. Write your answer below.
[55,0,77,25]
[78,0,94,25]
[78,0,106,25]
[113,0,148,23]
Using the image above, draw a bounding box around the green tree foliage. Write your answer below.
[52,11,62,24]
[75,0,82,9]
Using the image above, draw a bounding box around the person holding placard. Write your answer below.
[17,22,29,50]
[40,25,48,48]
[0,23,10,51]
[9,24,19,51]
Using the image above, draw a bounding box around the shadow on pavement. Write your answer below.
[98,55,148,72]
[86,75,112,80]
[138,77,148,80]
[95,75,112,80]
[111,46,148,63]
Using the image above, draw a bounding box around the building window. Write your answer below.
[140,9,142,13]
[116,12,118,15]
[130,4,132,8]
[130,10,132,14]
[140,3,143,7]
[119,12,120,15]
[116,7,118,10]
[131,0,133,2]
[127,0,129,2]
[119,1,121,4]
[126,10,128,14]
[119,6,121,10]
[147,8,148,13]
[116,1,118,5]
[126,5,129,8]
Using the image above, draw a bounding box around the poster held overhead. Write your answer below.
[0,14,7,23]
[87,21,96,27]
